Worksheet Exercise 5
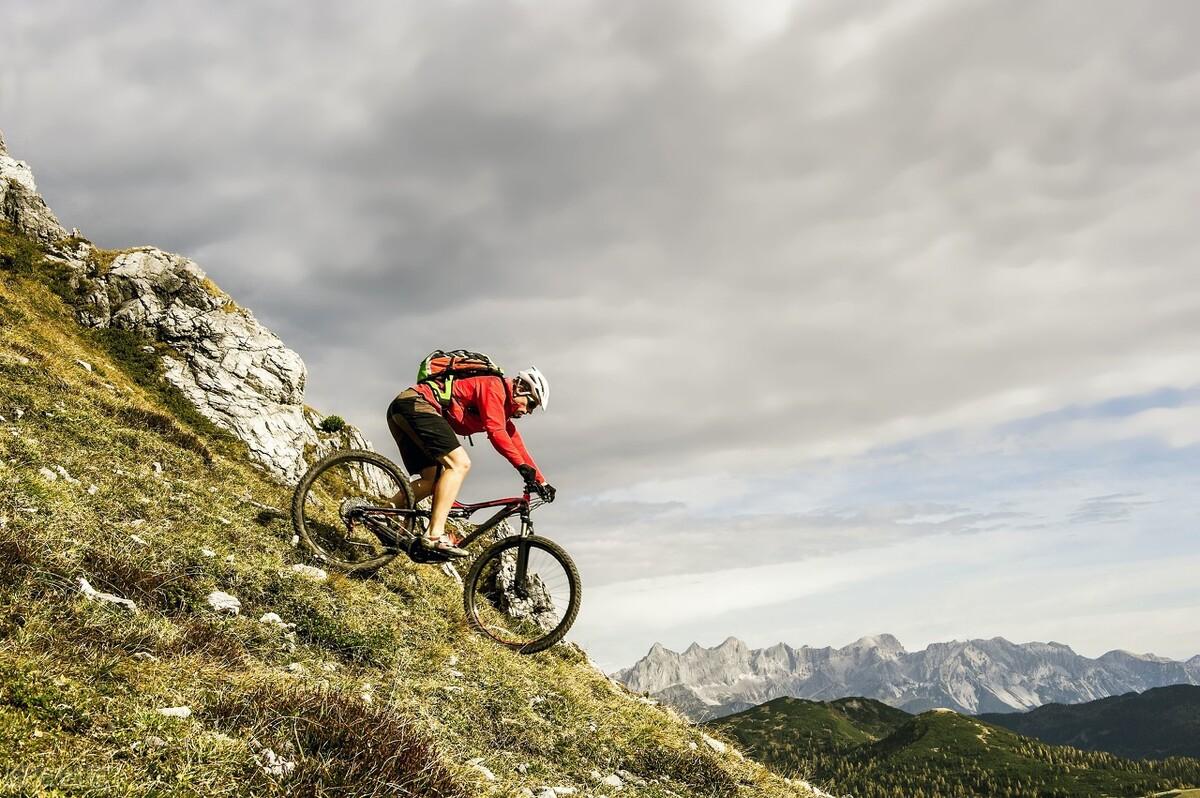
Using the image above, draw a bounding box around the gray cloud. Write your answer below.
[5,0,1200,658]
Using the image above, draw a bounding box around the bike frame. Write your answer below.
[364,491,540,550]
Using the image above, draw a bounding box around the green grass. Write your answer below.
[0,227,815,797]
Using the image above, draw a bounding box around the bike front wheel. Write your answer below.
[290,449,416,575]
[463,535,581,654]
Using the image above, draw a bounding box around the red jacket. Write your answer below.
[413,376,544,483]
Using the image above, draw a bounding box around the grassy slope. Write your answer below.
[0,224,814,798]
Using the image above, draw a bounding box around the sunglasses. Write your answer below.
[515,386,539,410]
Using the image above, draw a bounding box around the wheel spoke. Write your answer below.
[464,537,580,653]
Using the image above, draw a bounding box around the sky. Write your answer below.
[3,0,1199,671]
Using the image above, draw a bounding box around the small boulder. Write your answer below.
[206,591,241,616]
[255,747,296,778]
[156,706,192,719]
[290,564,327,581]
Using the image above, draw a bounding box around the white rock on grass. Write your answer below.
[259,612,289,627]
[75,359,93,372]
[87,484,98,495]
[701,733,726,754]
[600,774,624,789]
[156,706,192,719]
[130,535,149,546]
[200,547,216,558]
[517,789,535,798]
[536,790,556,798]
[255,747,296,778]
[206,591,241,616]
[289,564,327,581]
[551,788,578,795]
[38,467,57,481]
[54,465,80,485]
[78,578,138,613]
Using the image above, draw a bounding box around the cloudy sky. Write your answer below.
[4,0,1199,670]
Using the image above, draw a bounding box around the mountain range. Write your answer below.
[615,633,1200,719]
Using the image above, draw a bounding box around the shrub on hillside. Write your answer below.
[318,415,347,433]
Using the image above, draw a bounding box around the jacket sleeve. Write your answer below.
[478,379,543,481]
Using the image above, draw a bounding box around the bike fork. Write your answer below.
[514,514,533,590]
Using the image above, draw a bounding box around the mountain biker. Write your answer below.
[386,367,556,557]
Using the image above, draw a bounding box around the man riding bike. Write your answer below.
[386,366,555,557]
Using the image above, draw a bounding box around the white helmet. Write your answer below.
[516,366,550,411]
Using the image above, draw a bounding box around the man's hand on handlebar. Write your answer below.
[518,464,556,502]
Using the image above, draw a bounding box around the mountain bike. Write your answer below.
[290,449,580,654]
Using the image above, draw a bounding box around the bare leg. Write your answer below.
[409,465,440,503]
[427,447,470,541]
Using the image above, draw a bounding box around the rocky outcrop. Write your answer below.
[0,130,377,483]
[0,130,68,244]
[72,246,319,481]
[615,634,1200,720]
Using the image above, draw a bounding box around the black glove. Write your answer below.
[517,465,555,502]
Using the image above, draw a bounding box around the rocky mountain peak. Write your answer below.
[847,633,905,656]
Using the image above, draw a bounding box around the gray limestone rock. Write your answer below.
[72,247,318,481]
[0,134,382,484]
[0,130,68,244]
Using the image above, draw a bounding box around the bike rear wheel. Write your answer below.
[290,449,417,575]
[463,535,581,654]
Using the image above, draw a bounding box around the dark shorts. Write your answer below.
[387,389,461,475]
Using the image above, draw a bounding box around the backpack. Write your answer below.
[417,349,505,408]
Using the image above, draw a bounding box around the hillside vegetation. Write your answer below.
[711,698,1200,798]
[0,220,815,797]
[980,684,1200,761]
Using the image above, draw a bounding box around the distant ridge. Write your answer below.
[615,634,1200,719]
[980,684,1200,760]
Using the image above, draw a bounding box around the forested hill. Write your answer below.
[0,133,819,797]
[710,698,1200,798]
[980,684,1200,761]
